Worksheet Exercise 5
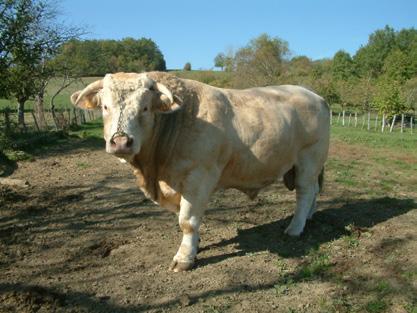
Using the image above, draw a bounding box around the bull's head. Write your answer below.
[70,73,181,160]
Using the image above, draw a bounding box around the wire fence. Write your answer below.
[0,108,98,133]
[330,110,415,134]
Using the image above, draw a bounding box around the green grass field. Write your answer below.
[0,77,99,110]
[0,71,235,111]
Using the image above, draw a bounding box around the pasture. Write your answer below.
[0,122,416,313]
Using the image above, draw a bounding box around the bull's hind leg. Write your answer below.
[285,146,325,236]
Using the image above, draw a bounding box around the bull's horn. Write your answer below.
[154,82,174,105]
[75,80,103,105]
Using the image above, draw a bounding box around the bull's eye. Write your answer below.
[143,107,148,112]
[103,105,108,110]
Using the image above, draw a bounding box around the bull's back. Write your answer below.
[217,85,329,190]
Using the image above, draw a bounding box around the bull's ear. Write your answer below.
[150,82,182,113]
[70,80,103,110]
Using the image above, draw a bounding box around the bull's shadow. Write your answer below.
[198,196,416,266]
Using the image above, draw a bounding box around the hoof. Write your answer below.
[284,225,303,237]
[169,260,194,272]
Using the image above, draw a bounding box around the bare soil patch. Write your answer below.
[1,138,416,313]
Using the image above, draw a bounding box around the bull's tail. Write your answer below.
[318,167,324,193]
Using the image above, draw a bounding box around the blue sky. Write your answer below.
[60,0,417,70]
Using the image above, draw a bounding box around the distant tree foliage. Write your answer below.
[57,38,166,76]
[232,33,290,88]
[213,26,417,115]
[183,62,191,71]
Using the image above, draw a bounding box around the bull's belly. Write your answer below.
[217,158,294,194]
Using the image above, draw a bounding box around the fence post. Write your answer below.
[337,112,341,124]
[390,115,397,133]
[348,113,352,127]
[374,114,378,131]
[342,110,345,126]
[354,112,358,128]
[381,113,385,133]
[367,112,371,131]
[401,114,404,133]
[361,113,366,129]
[72,108,78,125]
[30,110,40,132]
[4,108,11,132]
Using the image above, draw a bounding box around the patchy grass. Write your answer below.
[331,124,417,150]
[0,119,103,170]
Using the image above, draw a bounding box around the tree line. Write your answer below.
[0,0,166,129]
[58,38,166,77]
[214,27,417,116]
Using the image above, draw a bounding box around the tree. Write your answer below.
[373,77,406,116]
[382,49,411,83]
[57,38,166,76]
[214,53,225,70]
[0,0,81,128]
[183,62,191,71]
[332,50,355,80]
[402,76,417,113]
[354,25,396,78]
[232,33,290,88]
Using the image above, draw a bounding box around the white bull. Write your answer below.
[71,72,330,271]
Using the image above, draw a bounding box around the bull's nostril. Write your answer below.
[126,137,133,147]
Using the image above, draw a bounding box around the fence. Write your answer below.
[0,107,98,133]
[330,110,415,134]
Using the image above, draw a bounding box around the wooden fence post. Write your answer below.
[4,108,11,132]
[72,108,78,125]
[342,110,345,126]
[390,115,397,133]
[30,110,40,132]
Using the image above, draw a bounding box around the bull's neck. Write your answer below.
[130,110,184,200]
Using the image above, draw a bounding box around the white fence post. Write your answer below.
[381,113,385,133]
[367,112,371,131]
[401,114,405,133]
[362,114,366,129]
[348,113,352,127]
[354,112,358,128]
[390,115,397,133]
[342,110,345,126]
[374,114,378,131]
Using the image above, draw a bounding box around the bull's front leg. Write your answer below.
[169,167,218,272]
[169,196,203,272]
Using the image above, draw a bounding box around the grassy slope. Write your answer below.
[0,77,99,110]
[0,71,234,110]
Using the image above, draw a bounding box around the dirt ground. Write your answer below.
[0,137,416,313]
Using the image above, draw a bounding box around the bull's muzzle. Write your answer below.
[108,132,134,155]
